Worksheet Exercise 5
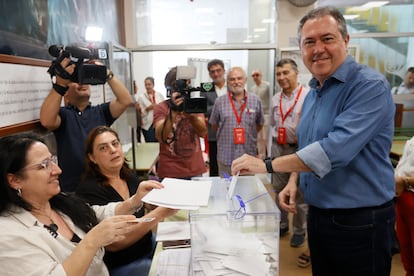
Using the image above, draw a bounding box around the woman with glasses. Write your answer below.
[0,132,163,276]
[76,126,177,276]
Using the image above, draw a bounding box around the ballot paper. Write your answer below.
[156,221,191,242]
[227,171,239,199]
[142,178,212,210]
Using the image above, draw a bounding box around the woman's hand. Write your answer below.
[83,215,136,249]
[136,180,164,198]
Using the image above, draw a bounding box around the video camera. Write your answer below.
[47,44,108,85]
[167,66,215,113]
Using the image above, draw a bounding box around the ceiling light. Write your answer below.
[344,14,360,20]
[199,21,214,27]
[261,18,275,24]
[253,28,266,33]
[195,8,214,14]
[348,1,389,12]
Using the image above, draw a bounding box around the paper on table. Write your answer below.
[156,221,191,242]
[142,178,212,210]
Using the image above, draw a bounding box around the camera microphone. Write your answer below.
[65,46,94,59]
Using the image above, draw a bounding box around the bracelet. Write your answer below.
[52,83,69,96]
[128,197,144,214]
[263,157,274,173]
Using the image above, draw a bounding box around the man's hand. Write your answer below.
[54,57,75,86]
[231,154,267,175]
[278,179,298,213]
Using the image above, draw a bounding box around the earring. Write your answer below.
[17,188,22,197]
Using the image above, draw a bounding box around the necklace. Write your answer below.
[33,208,59,238]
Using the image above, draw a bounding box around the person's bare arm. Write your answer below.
[231,153,311,175]
[40,58,74,130]
[186,113,207,137]
[105,207,177,251]
[107,73,133,118]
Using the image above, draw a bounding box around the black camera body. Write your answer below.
[167,79,215,113]
[47,45,108,85]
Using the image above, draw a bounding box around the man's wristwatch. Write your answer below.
[106,70,114,81]
[263,157,274,173]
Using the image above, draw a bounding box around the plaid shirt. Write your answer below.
[210,91,264,166]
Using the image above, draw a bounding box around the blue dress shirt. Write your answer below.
[296,56,395,209]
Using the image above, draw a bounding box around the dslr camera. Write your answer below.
[47,44,108,85]
[167,66,215,113]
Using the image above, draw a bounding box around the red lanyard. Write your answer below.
[279,85,303,126]
[228,92,248,126]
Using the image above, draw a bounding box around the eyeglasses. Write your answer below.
[252,74,260,77]
[22,155,58,172]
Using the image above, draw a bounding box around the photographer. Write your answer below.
[40,48,132,192]
[153,67,207,180]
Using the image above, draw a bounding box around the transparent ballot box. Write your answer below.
[189,176,280,276]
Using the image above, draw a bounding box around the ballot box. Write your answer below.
[189,175,280,276]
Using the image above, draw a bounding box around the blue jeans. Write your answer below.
[308,200,395,276]
[109,235,157,276]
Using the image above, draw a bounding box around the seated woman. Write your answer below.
[0,132,162,276]
[76,126,177,276]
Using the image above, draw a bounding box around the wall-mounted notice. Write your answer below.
[0,63,51,128]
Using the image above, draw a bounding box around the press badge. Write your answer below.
[234,127,245,144]
[277,127,286,144]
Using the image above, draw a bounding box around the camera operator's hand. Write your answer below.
[171,91,184,108]
[55,57,75,86]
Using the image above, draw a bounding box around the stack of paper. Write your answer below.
[142,178,212,210]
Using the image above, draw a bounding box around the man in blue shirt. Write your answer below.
[40,57,132,192]
[232,6,395,276]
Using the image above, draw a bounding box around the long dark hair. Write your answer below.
[0,132,98,233]
[83,126,133,185]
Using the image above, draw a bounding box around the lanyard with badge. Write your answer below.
[278,85,302,144]
[229,92,248,144]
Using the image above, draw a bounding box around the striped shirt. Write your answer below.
[210,91,264,166]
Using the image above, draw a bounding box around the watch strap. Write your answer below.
[264,157,274,173]
[52,83,69,96]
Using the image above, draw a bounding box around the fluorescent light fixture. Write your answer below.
[195,8,214,14]
[253,28,266,33]
[344,14,360,20]
[361,1,389,8]
[261,18,275,24]
[349,1,389,12]
[199,21,214,27]
[85,26,103,41]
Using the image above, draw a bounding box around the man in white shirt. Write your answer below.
[392,67,414,94]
